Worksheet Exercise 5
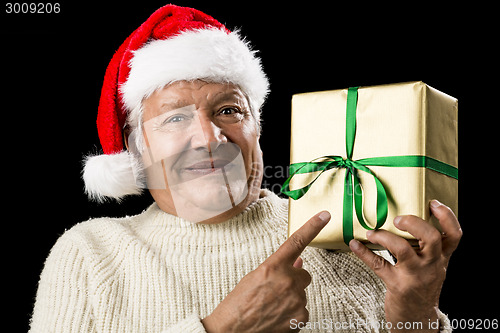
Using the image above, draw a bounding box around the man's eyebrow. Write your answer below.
[210,90,246,105]
[159,100,194,111]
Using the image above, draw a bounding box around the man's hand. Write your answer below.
[201,211,331,333]
[350,200,462,332]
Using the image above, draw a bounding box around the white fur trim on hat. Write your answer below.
[82,151,144,202]
[120,28,269,125]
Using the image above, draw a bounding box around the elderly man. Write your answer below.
[29,4,461,333]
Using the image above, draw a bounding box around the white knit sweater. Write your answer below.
[29,190,451,332]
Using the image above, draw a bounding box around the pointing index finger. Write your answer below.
[271,211,331,265]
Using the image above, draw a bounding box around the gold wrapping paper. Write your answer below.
[288,81,458,251]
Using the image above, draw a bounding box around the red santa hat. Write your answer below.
[83,4,269,202]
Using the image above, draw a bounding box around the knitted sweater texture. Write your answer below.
[29,190,449,332]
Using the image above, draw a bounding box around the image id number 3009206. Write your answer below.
[5,3,61,14]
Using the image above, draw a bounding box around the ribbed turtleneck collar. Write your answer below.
[129,189,289,248]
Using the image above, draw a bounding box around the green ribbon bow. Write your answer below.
[281,87,458,245]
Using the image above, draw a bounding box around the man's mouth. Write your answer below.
[182,159,232,176]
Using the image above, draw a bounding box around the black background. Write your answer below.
[2,1,498,331]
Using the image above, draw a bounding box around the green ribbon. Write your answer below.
[281,87,458,245]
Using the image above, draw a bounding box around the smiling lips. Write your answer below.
[183,159,232,175]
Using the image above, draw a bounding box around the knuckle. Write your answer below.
[444,227,463,252]
[370,254,388,271]
[301,290,308,306]
[396,245,414,261]
[296,308,309,324]
[452,227,463,241]
[439,204,459,223]
[438,266,447,280]
[446,226,463,243]
[289,291,306,310]
[257,261,277,279]
[288,233,307,253]
[302,270,312,286]
[302,308,310,322]
[442,204,456,218]
[282,275,295,289]
[427,228,442,244]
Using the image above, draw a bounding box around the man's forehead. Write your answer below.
[144,81,247,114]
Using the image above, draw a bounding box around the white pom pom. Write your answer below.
[82,151,144,202]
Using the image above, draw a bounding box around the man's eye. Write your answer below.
[165,114,187,123]
[219,107,240,115]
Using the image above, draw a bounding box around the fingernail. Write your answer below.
[349,239,362,251]
[393,216,402,226]
[318,211,331,225]
[430,200,442,208]
[366,230,374,238]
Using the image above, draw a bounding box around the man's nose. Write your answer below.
[190,114,227,152]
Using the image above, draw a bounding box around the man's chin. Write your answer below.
[187,186,234,209]
[170,180,248,222]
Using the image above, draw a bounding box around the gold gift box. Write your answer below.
[287,81,458,251]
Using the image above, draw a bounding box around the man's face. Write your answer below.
[136,80,263,223]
